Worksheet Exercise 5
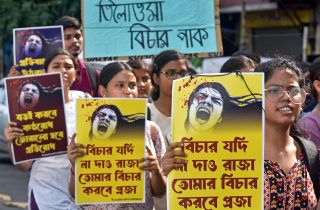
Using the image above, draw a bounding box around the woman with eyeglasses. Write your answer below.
[161,58,319,209]
[149,50,189,148]
[148,50,189,210]
[257,58,319,209]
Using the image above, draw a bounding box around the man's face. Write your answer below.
[19,83,40,110]
[63,28,83,58]
[92,108,117,140]
[188,87,223,131]
[24,35,43,57]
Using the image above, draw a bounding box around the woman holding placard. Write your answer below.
[4,48,88,210]
[67,61,166,210]
[162,58,319,209]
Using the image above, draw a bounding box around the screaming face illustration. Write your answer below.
[188,87,223,131]
[19,83,40,110]
[91,107,118,140]
[24,34,43,58]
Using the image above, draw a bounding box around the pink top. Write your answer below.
[70,59,97,97]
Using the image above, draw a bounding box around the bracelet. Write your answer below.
[70,167,75,176]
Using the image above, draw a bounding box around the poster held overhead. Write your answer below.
[13,26,64,75]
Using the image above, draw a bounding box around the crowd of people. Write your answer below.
[0,15,320,210]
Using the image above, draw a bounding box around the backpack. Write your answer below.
[294,135,320,199]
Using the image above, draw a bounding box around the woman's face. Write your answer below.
[47,54,76,88]
[101,70,138,98]
[153,59,188,98]
[24,34,43,57]
[92,107,117,140]
[132,68,152,98]
[188,86,223,131]
[265,69,302,127]
[19,83,40,110]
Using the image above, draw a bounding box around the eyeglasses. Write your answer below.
[160,70,189,80]
[265,86,306,104]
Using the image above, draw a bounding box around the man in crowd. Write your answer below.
[55,16,99,97]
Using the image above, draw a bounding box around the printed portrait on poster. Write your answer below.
[5,73,67,163]
[14,26,64,75]
[184,82,262,133]
[89,104,145,141]
[18,80,61,111]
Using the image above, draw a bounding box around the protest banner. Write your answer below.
[168,73,264,209]
[5,73,67,164]
[81,0,223,61]
[75,98,147,204]
[13,26,64,75]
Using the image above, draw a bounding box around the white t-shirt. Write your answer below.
[148,102,171,148]
[29,91,89,210]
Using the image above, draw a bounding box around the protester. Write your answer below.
[220,55,255,73]
[299,60,320,117]
[162,58,319,209]
[127,60,153,98]
[257,58,319,208]
[3,48,88,210]
[298,57,320,150]
[149,49,189,147]
[67,61,166,210]
[55,16,99,97]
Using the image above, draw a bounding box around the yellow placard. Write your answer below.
[169,73,264,209]
[75,98,147,204]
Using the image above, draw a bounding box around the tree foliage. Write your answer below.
[0,0,80,75]
[0,0,80,43]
